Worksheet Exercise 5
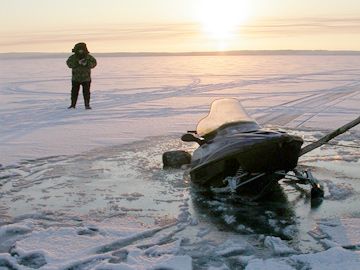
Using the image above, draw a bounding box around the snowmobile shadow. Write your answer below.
[190,183,298,240]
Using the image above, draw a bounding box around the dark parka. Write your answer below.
[66,43,97,82]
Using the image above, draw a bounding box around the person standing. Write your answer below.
[66,42,97,109]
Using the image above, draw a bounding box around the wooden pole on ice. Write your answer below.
[299,116,360,157]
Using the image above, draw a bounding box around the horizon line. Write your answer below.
[1,49,360,59]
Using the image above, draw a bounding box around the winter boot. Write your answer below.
[83,88,91,110]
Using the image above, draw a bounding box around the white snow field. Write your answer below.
[0,53,359,269]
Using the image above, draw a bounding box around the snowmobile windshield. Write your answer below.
[196,98,260,137]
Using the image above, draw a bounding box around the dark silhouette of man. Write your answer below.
[66,42,97,109]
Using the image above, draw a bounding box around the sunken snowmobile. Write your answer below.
[175,98,325,200]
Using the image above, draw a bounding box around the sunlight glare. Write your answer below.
[198,0,251,50]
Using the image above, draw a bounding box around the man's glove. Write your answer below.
[78,59,87,66]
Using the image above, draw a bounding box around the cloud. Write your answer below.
[1,17,360,51]
[240,17,360,37]
[0,23,200,49]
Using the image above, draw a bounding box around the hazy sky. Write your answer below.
[1,0,360,52]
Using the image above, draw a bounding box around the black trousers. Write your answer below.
[70,81,91,107]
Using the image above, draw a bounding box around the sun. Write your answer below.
[197,0,251,50]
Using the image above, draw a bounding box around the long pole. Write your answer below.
[299,116,360,157]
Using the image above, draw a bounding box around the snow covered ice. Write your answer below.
[0,53,360,269]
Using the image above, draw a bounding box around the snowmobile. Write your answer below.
[181,98,324,200]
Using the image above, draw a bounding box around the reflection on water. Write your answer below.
[190,185,297,239]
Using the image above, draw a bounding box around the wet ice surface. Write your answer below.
[0,54,360,269]
[0,133,360,269]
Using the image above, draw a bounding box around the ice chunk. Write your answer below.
[325,181,354,200]
[245,258,295,270]
[197,227,211,238]
[282,225,297,240]
[223,214,236,224]
[147,255,192,270]
[309,218,359,247]
[264,236,297,255]
[18,252,47,268]
[208,264,231,270]
[144,239,182,256]
[319,239,341,249]
[215,239,253,257]
[290,247,360,270]
[236,224,254,234]
[0,223,32,252]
